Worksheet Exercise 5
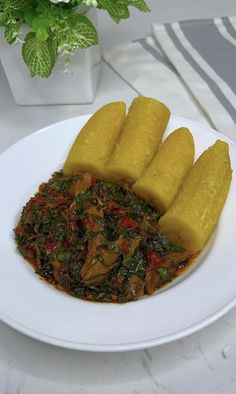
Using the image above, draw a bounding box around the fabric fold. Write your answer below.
[103,16,236,141]
[152,16,236,140]
[103,38,208,125]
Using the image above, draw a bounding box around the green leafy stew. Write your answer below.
[14,171,195,303]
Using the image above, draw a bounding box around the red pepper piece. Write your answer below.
[121,218,139,228]
[91,178,97,186]
[115,277,123,289]
[48,188,57,196]
[57,195,67,204]
[45,242,55,251]
[30,196,45,203]
[121,240,129,253]
[117,209,126,217]
[107,201,119,210]
[71,223,78,232]
[15,226,24,236]
[147,251,162,268]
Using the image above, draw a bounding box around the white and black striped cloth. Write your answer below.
[103,16,236,141]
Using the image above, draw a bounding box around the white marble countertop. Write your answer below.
[1,1,236,393]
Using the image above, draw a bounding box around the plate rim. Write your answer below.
[1,114,236,352]
[1,295,236,352]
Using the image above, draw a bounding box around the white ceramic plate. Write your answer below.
[0,115,236,352]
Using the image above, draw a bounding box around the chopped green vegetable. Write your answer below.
[158,267,171,282]
[14,170,191,303]
[58,251,71,262]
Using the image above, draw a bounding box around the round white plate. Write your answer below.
[0,115,236,352]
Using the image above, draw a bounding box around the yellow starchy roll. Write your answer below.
[158,140,232,252]
[104,96,170,184]
[63,102,126,177]
[132,127,195,214]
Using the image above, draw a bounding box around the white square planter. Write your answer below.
[0,8,101,105]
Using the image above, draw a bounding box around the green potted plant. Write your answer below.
[0,0,150,105]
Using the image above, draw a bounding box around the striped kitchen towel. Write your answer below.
[103,16,236,141]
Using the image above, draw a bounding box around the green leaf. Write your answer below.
[6,0,32,10]
[71,14,98,48]
[97,0,130,23]
[125,0,150,12]
[0,12,7,26]
[4,23,20,44]
[47,38,57,69]
[24,9,34,27]
[32,17,51,32]
[36,27,49,42]
[22,32,56,78]
[58,13,98,52]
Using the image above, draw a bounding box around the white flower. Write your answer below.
[82,0,98,7]
[49,0,70,4]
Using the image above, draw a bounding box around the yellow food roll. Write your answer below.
[104,96,170,184]
[133,127,195,214]
[63,102,126,177]
[158,140,232,252]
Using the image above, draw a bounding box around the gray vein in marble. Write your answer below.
[144,349,153,362]
[221,346,232,359]
[140,357,159,391]
[231,378,236,385]
[197,343,215,371]
[178,353,192,361]
[3,367,11,394]
[16,382,25,394]
[158,384,180,394]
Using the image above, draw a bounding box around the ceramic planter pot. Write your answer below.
[0,8,101,105]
